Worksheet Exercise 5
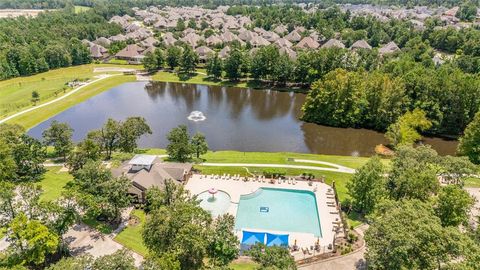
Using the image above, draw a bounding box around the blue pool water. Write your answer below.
[235,188,322,237]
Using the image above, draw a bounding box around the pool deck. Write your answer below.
[185,174,341,257]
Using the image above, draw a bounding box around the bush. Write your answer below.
[262,168,286,178]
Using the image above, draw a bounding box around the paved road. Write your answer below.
[0,74,118,124]
[299,225,368,270]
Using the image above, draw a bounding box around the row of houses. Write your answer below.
[82,5,404,63]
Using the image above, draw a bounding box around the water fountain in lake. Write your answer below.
[187,111,206,122]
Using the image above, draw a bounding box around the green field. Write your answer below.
[74,5,92,13]
[114,210,149,256]
[0,64,141,120]
[39,166,72,201]
[6,74,137,129]
[465,177,480,188]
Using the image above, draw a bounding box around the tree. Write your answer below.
[176,18,186,32]
[99,118,121,159]
[145,180,195,211]
[223,49,243,81]
[46,256,93,270]
[248,244,296,270]
[180,46,199,74]
[205,53,222,80]
[42,120,74,161]
[66,138,101,172]
[347,156,386,214]
[93,249,136,270]
[31,90,40,105]
[166,125,193,162]
[118,117,152,153]
[11,135,46,182]
[5,213,59,266]
[456,1,477,22]
[387,145,440,201]
[208,214,239,267]
[143,202,212,270]
[365,199,474,270]
[191,132,208,159]
[71,161,130,223]
[143,49,165,72]
[0,139,16,181]
[166,46,182,70]
[385,108,432,147]
[434,185,475,227]
[142,253,181,270]
[458,111,480,164]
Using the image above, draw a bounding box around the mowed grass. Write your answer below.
[0,64,142,118]
[201,150,376,169]
[230,261,259,270]
[465,177,480,188]
[114,210,149,256]
[74,5,91,13]
[6,74,137,129]
[152,70,248,88]
[39,166,73,201]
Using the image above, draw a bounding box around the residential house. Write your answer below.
[115,44,145,64]
[321,39,345,49]
[379,41,400,55]
[295,36,320,49]
[112,154,193,203]
[350,40,372,50]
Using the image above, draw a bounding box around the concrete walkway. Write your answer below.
[0,74,118,124]
[299,224,368,270]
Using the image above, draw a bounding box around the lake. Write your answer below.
[28,81,458,156]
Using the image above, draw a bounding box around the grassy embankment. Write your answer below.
[1,64,142,129]
[74,5,91,13]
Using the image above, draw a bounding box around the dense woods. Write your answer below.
[0,9,121,80]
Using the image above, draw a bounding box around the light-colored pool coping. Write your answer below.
[185,174,340,252]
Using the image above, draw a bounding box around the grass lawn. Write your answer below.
[107,59,130,65]
[74,5,91,13]
[6,74,137,129]
[39,166,73,201]
[465,177,480,188]
[0,64,141,119]
[114,210,149,256]
[200,150,377,169]
[229,261,259,270]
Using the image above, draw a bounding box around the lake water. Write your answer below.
[28,81,457,156]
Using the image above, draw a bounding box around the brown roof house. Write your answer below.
[90,44,108,59]
[112,154,193,203]
[115,44,145,64]
[350,40,372,51]
[379,41,400,55]
[295,36,320,50]
[321,39,345,49]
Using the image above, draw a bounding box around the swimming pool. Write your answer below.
[234,188,322,237]
[197,190,231,217]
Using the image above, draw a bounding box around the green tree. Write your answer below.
[458,111,480,164]
[347,156,386,214]
[11,135,46,182]
[71,161,130,222]
[145,180,196,212]
[166,46,182,70]
[365,199,473,270]
[208,214,239,267]
[206,53,223,80]
[66,138,101,172]
[143,201,212,270]
[166,125,193,162]
[142,253,181,270]
[191,132,208,159]
[99,118,121,160]
[118,116,152,153]
[223,49,243,81]
[434,185,475,227]
[456,1,477,22]
[0,139,16,181]
[31,90,40,105]
[143,49,165,72]
[180,46,199,74]
[176,18,186,32]
[46,256,93,270]
[248,244,296,270]
[93,249,136,270]
[387,145,440,201]
[42,120,74,161]
[5,213,59,266]
[385,108,432,147]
